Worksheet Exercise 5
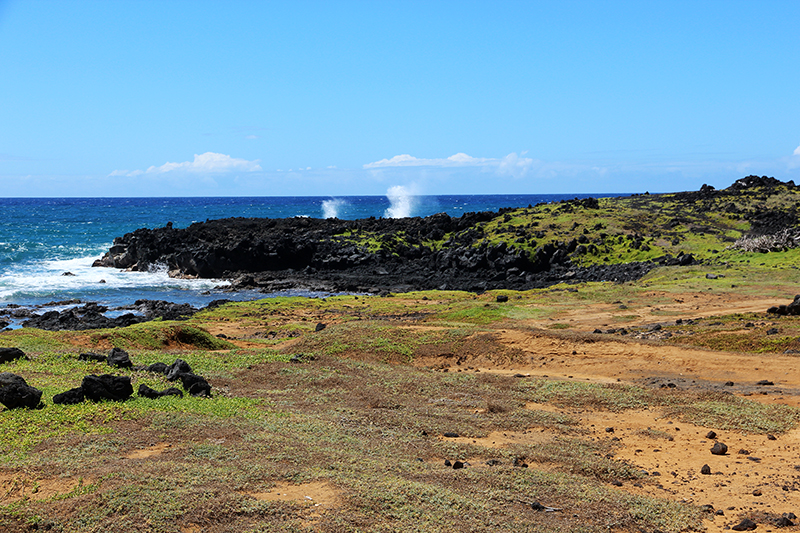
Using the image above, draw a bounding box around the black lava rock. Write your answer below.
[138,384,184,399]
[165,358,193,381]
[177,373,211,397]
[732,518,757,531]
[107,348,133,369]
[146,362,169,374]
[52,387,86,405]
[79,352,108,363]
[710,442,728,455]
[0,347,26,364]
[81,374,133,402]
[0,372,43,409]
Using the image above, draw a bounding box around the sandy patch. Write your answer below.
[0,471,91,502]
[245,480,339,508]
[125,442,173,459]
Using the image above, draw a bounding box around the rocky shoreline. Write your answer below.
[91,199,696,294]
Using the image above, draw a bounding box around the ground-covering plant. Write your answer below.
[6,276,800,531]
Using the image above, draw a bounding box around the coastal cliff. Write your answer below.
[94,175,800,293]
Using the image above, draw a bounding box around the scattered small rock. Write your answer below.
[452,460,465,470]
[315,322,326,332]
[700,464,711,475]
[756,379,774,386]
[706,430,717,439]
[443,432,459,438]
[752,488,762,496]
[732,518,757,531]
[711,442,728,455]
[496,294,509,303]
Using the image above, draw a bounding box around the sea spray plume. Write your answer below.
[384,185,415,218]
[321,198,346,219]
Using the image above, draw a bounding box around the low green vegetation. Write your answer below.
[8,180,800,531]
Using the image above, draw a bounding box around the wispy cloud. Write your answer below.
[364,152,538,179]
[110,152,262,177]
[364,152,495,169]
[794,144,800,156]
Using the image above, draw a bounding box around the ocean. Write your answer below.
[0,193,619,325]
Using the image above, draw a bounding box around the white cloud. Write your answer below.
[496,152,535,179]
[364,152,493,169]
[363,151,534,178]
[794,145,800,156]
[245,135,259,140]
[111,152,261,177]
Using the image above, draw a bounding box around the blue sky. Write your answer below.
[1,0,799,197]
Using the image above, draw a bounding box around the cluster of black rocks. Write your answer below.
[10,299,211,332]
[767,294,800,316]
[0,346,212,411]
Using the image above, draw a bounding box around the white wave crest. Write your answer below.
[321,198,346,219]
[384,185,416,219]
[0,255,227,300]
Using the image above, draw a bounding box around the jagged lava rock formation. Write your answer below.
[93,176,798,294]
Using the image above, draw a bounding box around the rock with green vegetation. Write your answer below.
[0,347,26,364]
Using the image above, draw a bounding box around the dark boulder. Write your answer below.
[0,347,26,364]
[0,373,43,409]
[165,359,193,381]
[81,375,133,402]
[138,384,184,399]
[177,373,212,397]
[731,518,757,531]
[107,348,133,369]
[53,387,85,405]
[79,352,108,363]
[145,362,169,374]
[710,442,728,455]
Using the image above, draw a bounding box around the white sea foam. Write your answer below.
[0,255,227,301]
[321,198,346,219]
[384,185,416,219]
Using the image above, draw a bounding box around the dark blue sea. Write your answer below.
[0,194,621,323]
